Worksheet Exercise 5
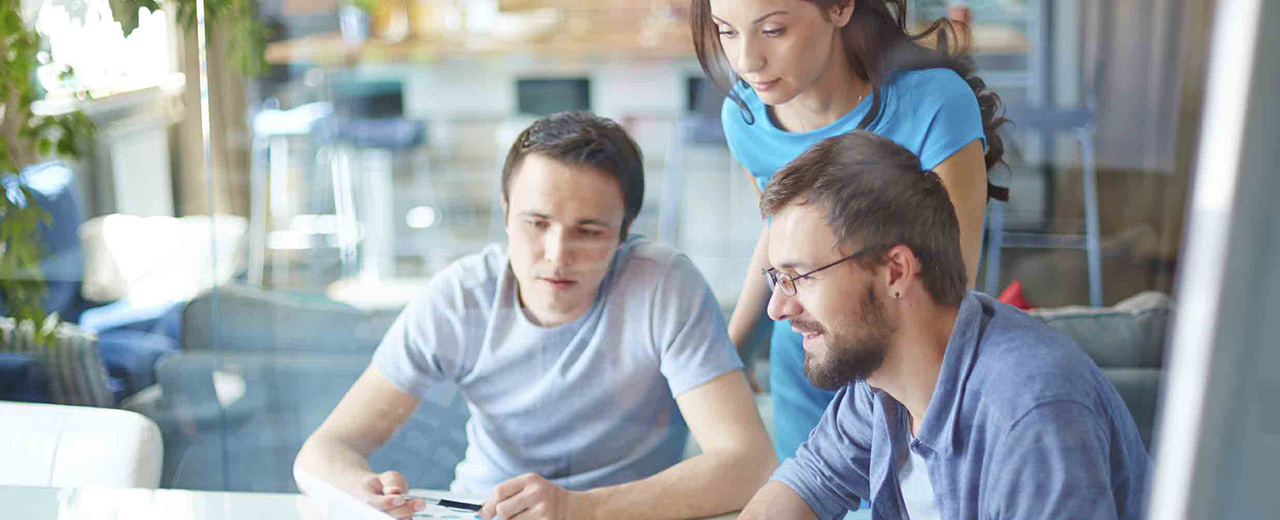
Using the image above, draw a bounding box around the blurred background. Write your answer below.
[6,0,1271,513]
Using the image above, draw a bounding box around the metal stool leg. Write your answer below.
[1078,127,1104,307]
[268,136,292,286]
[983,199,1007,296]
[248,136,269,287]
[329,145,359,277]
[360,148,396,281]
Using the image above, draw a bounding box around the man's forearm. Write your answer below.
[736,481,819,520]
[581,446,776,520]
[295,435,378,494]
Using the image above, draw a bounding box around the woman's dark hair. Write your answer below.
[691,0,1009,200]
[501,111,645,238]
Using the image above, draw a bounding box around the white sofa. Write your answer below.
[0,401,163,488]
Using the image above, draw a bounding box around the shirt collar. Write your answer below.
[912,291,992,455]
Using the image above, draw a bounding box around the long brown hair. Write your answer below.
[691,0,1009,200]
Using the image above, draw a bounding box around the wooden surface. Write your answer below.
[266,10,1030,65]
[267,10,695,65]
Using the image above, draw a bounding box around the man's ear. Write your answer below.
[883,244,920,299]
[830,0,856,28]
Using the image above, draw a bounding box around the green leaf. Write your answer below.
[108,0,142,36]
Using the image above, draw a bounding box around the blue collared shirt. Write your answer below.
[772,292,1149,520]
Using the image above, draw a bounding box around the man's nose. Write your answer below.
[543,226,570,265]
[767,288,801,322]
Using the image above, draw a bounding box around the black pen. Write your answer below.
[411,496,484,512]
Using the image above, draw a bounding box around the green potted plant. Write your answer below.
[1,0,96,343]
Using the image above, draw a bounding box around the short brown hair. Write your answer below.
[760,131,967,305]
[501,112,645,238]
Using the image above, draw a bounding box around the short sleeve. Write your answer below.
[983,400,1125,520]
[371,263,476,398]
[771,384,874,520]
[916,70,986,170]
[649,253,744,397]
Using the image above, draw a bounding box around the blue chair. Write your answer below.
[0,162,86,321]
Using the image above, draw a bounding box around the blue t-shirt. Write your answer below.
[372,237,743,494]
[722,68,985,190]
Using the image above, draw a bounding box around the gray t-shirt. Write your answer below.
[373,237,743,494]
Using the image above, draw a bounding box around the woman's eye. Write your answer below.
[763,27,785,37]
[717,27,737,38]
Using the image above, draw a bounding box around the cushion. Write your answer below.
[79,214,247,304]
[1028,291,1169,369]
[0,317,115,407]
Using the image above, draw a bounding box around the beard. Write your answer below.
[800,284,894,391]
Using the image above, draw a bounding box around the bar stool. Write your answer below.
[247,101,333,287]
[982,0,1110,307]
[318,117,427,281]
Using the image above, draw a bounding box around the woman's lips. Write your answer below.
[752,79,781,92]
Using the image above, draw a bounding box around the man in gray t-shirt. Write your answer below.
[296,112,776,520]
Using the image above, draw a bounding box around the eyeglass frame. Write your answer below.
[762,247,880,297]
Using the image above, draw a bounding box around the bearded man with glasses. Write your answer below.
[740,131,1149,520]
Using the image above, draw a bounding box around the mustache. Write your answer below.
[790,318,826,336]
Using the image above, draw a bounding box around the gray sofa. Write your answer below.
[1029,291,1167,449]
[130,285,469,492]
[135,285,1168,493]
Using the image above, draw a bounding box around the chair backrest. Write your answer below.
[182,285,399,354]
[0,401,163,488]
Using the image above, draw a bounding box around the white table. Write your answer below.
[0,486,740,520]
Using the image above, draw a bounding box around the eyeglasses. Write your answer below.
[762,247,877,297]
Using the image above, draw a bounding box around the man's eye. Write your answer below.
[578,228,604,238]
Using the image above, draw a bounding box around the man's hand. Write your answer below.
[479,473,594,520]
[358,470,426,520]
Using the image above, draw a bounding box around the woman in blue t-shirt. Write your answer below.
[691,0,1008,461]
